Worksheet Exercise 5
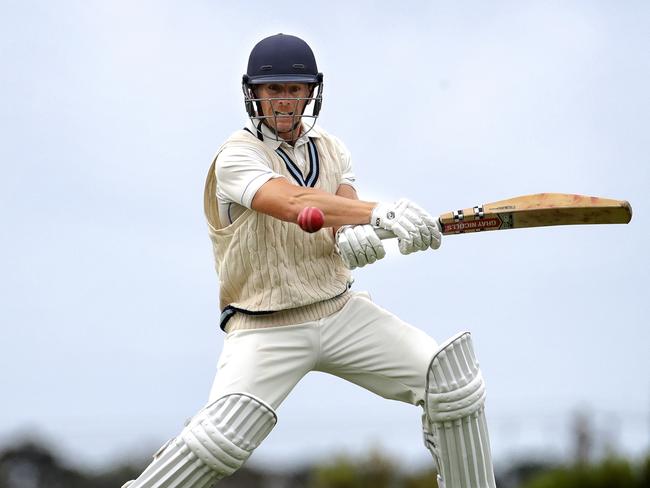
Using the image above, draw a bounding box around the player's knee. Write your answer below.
[178,392,277,473]
[422,332,495,488]
[125,393,277,488]
[425,331,486,420]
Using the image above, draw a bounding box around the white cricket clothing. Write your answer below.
[209,292,439,409]
[125,95,497,486]
[215,120,356,225]
[204,127,351,329]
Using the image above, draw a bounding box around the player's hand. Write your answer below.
[370,198,442,255]
[335,225,386,270]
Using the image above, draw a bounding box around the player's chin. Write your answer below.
[276,125,300,138]
[275,120,296,132]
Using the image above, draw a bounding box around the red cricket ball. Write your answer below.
[297,206,325,233]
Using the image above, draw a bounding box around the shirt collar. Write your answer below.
[246,119,320,150]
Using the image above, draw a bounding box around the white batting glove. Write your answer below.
[335,225,386,270]
[370,198,442,255]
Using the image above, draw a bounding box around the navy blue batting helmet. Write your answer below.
[243,33,323,85]
[241,34,324,140]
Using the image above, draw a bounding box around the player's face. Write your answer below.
[255,83,312,141]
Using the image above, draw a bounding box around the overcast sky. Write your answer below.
[1,0,649,473]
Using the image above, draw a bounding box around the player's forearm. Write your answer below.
[288,189,376,227]
[331,184,360,236]
[251,178,375,227]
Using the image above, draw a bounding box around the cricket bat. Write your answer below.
[375,193,632,239]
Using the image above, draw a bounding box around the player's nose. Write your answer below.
[273,97,297,110]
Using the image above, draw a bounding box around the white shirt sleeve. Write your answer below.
[216,144,284,209]
[331,135,356,188]
[215,130,356,224]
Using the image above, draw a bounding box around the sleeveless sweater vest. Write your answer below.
[204,129,351,329]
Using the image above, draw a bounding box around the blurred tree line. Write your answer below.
[1,439,649,488]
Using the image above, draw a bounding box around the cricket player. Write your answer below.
[123,33,496,488]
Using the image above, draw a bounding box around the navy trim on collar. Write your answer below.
[242,126,320,188]
[243,126,264,141]
[305,138,320,187]
[275,147,307,186]
[256,121,265,141]
[274,138,320,188]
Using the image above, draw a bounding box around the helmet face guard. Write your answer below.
[242,34,323,142]
[242,76,323,142]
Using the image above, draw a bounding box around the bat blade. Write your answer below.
[375,193,632,239]
[440,193,632,235]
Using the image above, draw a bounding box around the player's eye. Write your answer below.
[289,85,305,95]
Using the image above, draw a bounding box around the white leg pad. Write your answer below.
[125,393,277,488]
[424,332,496,488]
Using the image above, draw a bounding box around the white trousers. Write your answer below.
[209,292,438,410]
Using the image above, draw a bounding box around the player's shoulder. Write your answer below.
[217,128,264,154]
[222,127,259,145]
[310,123,335,140]
[214,128,267,167]
[310,124,348,150]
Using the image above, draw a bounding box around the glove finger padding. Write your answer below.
[398,199,441,251]
[404,208,431,251]
[346,227,369,267]
[336,225,386,269]
[364,227,386,260]
[389,222,415,255]
[371,199,442,254]
[353,225,375,264]
[409,202,441,250]
[335,227,359,270]
[429,220,442,250]
[356,225,386,265]
[392,215,427,255]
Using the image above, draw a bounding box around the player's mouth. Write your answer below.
[274,111,294,118]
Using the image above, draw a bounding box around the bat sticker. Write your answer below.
[442,217,503,233]
[500,213,514,229]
